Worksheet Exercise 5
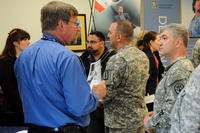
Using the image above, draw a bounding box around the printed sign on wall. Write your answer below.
[142,0,181,32]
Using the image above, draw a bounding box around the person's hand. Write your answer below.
[144,111,154,130]
[92,80,106,99]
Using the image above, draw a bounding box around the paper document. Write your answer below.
[144,94,155,104]
[87,60,101,90]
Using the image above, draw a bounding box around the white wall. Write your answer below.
[0,0,194,53]
[0,0,91,53]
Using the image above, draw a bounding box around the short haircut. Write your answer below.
[160,23,189,47]
[41,1,78,33]
[89,31,105,41]
[136,31,146,48]
[115,20,135,42]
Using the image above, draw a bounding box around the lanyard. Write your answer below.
[41,34,64,45]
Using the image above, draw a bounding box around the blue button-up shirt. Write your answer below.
[14,34,99,128]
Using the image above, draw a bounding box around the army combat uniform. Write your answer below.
[103,45,149,133]
[170,65,200,133]
[147,57,194,133]
[191,39,200,68]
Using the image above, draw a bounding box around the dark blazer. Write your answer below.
[0,56,25,126]
[143,50,164,95]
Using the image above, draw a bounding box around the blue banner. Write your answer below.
[143,0,181,32]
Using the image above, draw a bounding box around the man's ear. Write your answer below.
[116,33,122,42]
[100,41,106,48]
[175,38,182,48]
[57,20,65,31]
[99,40,103,45]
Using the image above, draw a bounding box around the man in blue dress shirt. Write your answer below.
[14,1,106,133]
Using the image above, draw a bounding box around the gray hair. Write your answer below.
[115,20,135,42]
[41,1,78,33]
[160,23,189,47]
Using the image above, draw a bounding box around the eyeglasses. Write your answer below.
[86,40,102,45]
[69,20,80,27]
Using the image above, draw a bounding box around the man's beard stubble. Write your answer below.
[87,48,98,54]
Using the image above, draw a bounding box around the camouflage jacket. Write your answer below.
[103,45,149,129]
[148,56,194,133]
[170,65,200,133]
[192,39,200,68]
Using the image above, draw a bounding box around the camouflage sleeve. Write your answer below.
[149,69,191,128]
[168,68,192,99]
[179,70,200,132]
[170,89,185,133]
[102,56,127,102]
[192,39,200,68]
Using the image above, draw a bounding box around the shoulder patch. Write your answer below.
[174,82,184,94]
[103,70,109,80]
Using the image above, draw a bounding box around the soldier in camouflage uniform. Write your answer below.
[144,23,194,133]
[191,39,200,68]
[103,20,149,133]
[170,65,200,133]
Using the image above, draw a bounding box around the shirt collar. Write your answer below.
[41,33,64,45]
[165,56,187,71]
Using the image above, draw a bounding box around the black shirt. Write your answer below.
[143,50,164,95]
[0,55,25,126]
[80,48,116,76]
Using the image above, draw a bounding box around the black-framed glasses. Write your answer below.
[86,40,102,45]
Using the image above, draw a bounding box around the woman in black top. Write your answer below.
[136,31,164,111]
[0,28,30,133]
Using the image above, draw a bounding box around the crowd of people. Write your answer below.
[1,0,200,133]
